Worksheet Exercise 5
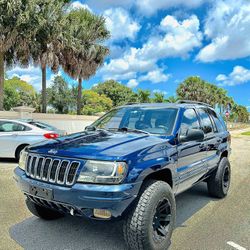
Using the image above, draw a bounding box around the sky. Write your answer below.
[7,0,250,111]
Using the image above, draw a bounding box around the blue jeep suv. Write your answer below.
[14,101,231,250]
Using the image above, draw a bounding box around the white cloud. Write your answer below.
[69,1,92,12]
[100,47,155,80]
[135,0,208,16]
[197,0,250,62]
[127,79,139,88]
[104,8,140,41]
[139,68,171,83]
[216,66,250,86]
[101,15,202,81]
[153,89,168,95]
[141,15,202,59]
[8,66,42,90]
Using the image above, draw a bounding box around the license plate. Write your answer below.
[29,185,53,200]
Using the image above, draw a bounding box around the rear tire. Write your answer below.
[123,180,176,250]
[15,145,29,161]
[26,198,64,220]
[207,157,231,198]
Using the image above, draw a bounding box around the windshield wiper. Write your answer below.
[109,127,150,135]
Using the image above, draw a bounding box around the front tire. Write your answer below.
[123,180,176,250]
[26,198,64,220]
[207,157,231,198]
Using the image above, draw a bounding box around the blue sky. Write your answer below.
[7,0,250,110]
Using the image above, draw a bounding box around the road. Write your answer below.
[0,133,249,250]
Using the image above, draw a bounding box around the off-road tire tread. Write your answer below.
[123,180,175,250]
[207,157,230,198]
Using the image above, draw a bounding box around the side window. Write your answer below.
[180,109,200,136]
[0,121,27,132]
[197,109,214,134]
[207,109,225,133]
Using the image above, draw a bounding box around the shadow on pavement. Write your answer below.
[9,182,213,250]
[0,158,18,164]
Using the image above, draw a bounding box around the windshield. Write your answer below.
[91,106,178,135]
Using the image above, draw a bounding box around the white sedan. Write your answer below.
[0,119,61,160]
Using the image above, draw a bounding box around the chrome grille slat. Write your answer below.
[63,161,70,183]
[49,159,60,182]
[64,162,73,184]
[66,162,80,185]
[36,157,45,179]
[42,158,52,180]
[25,155,32,176]
[25,154,80,186]
[30,156,38,177]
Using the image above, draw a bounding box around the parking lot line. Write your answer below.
[227,241,247,250]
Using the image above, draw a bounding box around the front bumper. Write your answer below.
[14,167,142,218]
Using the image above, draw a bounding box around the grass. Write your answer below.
[241,131,250,136]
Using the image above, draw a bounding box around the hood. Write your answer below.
[28,130,171,161]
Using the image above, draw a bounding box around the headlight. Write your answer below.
[78,160,128,184]
[19,151,28,171]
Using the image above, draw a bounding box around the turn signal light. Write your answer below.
[44,133,59,139]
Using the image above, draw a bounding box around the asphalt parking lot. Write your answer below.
[0,133,250,250]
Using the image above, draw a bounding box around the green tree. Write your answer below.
[153,92,165,103]
[176,76,231,106]
[3,77,39,110]
[0,0,39,110]
[82,90,112,115]
[61,9,110,115]
[47,76,73,113]
[166,96,178,103]
[3,85,20,110]
[93,80,137,106]
[231,104,249,123]
[137,89,151,103]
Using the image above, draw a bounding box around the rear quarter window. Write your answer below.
[207,109,226,132]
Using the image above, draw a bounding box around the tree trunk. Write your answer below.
[0,52,4,111]
[77,78,82,115]
[41,65,47,113]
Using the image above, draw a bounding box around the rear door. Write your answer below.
[177,108,207,193]
[196,108,221,171]
[206,108,228,170]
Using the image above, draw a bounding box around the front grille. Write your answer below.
[25,154,80,186]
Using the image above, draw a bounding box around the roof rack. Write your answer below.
[177,100,213,107]
[125,102,140,105]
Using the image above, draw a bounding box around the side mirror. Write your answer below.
[179,128,204,143]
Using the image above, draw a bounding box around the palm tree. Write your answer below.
[0,0,38,110]
[166,96,178,103]
[153,92,164,103]
[138,89,151,103]
[31,0,67,113]
[61,9,110,115]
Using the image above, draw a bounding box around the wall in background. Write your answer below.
[0,111,99,134]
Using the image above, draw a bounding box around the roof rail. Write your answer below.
[177,100,213,107]
[124,102,140,105]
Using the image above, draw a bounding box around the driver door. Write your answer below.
[176,108,207,194]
